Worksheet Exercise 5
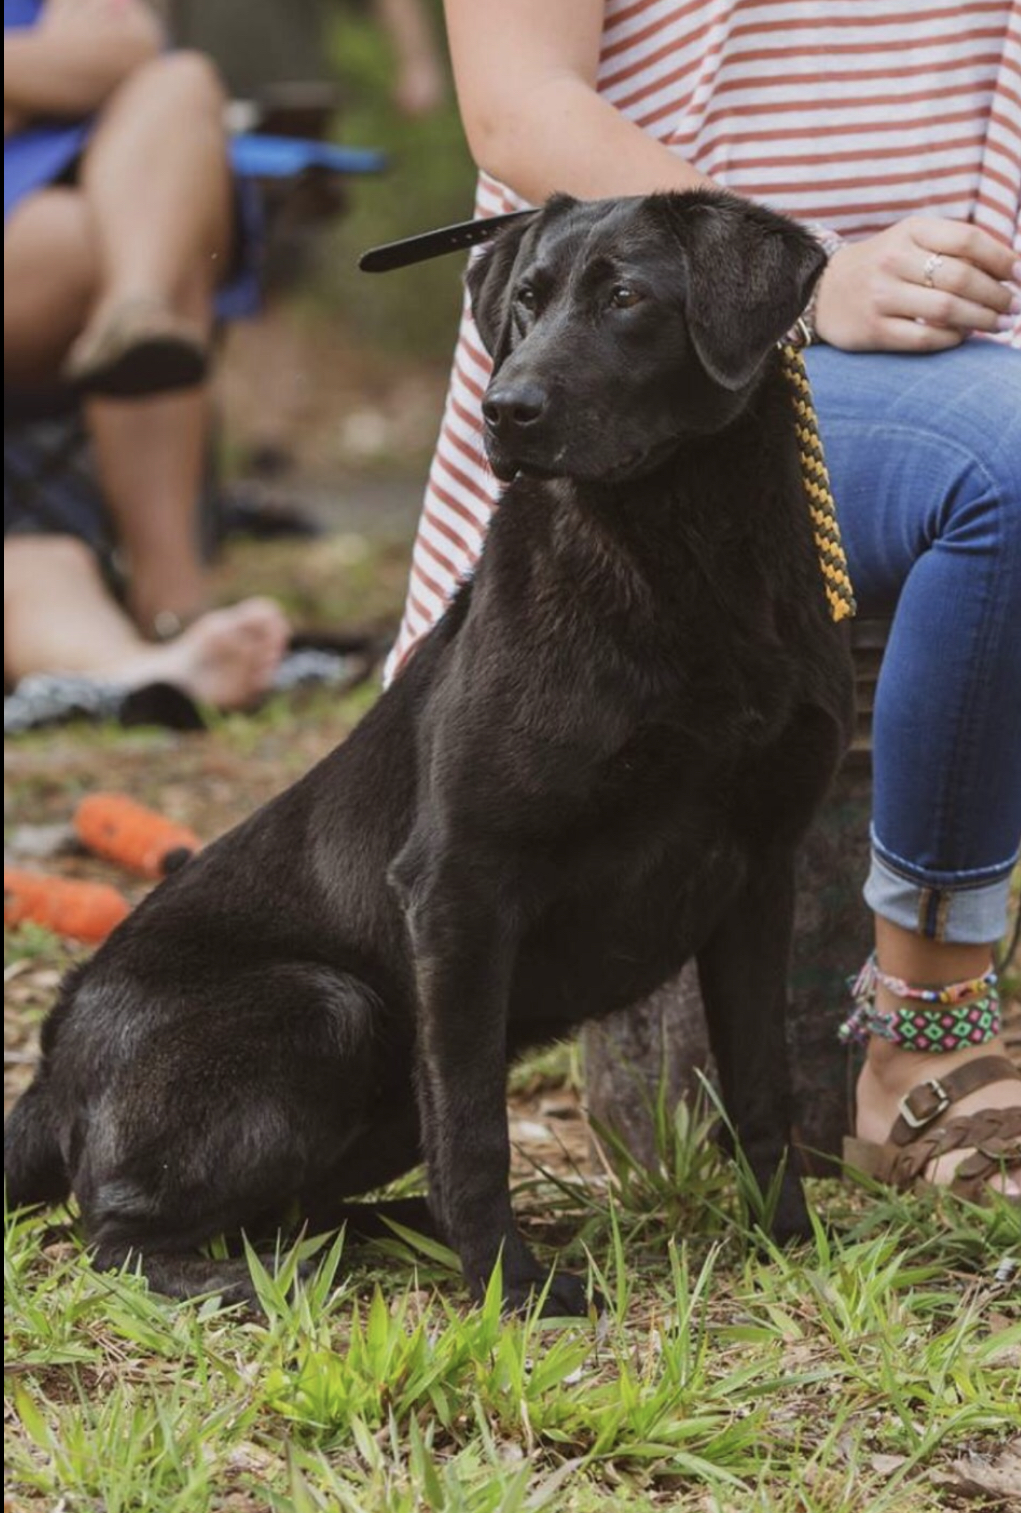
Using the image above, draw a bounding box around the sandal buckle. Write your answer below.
[898,1077,951,1131]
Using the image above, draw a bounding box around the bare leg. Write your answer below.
[855,917,1018,1196]
[4,536,288,712]
[6,192,220,632]
[76,51,232,329]
[4,188,97,387]
[70,54,236,622]
[86,379,212,633]
[4,61,288,665]
[5,50,232,379]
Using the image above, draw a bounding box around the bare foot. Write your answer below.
[855,1035,1020,1198]
[97,598,289,711]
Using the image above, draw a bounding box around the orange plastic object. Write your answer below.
[74,793,201,879]
[4,868,131,943]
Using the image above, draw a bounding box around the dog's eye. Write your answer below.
[609,284,641,309]
[516,286,538,311]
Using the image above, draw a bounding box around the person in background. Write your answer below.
[375,0,446,118]
[165,0,447,122]
[4,0,288,712]
[389,1,1021,1201]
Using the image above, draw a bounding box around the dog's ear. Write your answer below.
[660,193,827,390]
[465,211,541,365]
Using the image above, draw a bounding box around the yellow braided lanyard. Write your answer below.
[777,344,856,624]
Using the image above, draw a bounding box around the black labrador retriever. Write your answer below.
[5,191,854,1316]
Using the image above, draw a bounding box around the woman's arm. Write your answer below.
[445,0,1018,348]
[444,0,708,201]
[4,0,163,121]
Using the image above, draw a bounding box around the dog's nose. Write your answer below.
[482,383,547,434]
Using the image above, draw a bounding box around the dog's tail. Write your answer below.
[4,1080,69,1210]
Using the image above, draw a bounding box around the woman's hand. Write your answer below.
[814,216,1020,351]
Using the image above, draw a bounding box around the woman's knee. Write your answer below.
[4,191,98,373]
[4,189,95,294]
[136,50,227,120]
[947,425,1021,607]
[910,350,1021,577]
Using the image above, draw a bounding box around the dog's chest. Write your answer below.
[512,781,748,1029]
[515,716,742,905]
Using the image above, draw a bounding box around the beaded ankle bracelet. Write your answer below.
[838,951,1000,1050]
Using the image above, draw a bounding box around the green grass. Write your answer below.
[5,540,1020,1511]
[5,1081,1018,1513]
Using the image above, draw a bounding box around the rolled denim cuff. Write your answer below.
[864,831,1018,944]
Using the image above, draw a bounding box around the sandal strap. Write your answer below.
[888,1056,1021,1146]
[880,1107,1021,1191]
[952,1133,1021,1203]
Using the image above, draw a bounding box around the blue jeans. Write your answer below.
[805,341,1021,944]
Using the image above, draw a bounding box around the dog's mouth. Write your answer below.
[486,441,559,485]
[490,434,682,487]
[502,459,559,483]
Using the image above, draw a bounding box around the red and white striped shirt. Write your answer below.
[388,0,1021,675]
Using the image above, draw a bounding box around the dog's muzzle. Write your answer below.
[481,381,554,481]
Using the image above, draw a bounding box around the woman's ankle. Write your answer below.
[855,1033,1017,1146]
[863,1032,1012,1094]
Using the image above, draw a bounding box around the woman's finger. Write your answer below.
[917,252,1017,314]
[905,215,1019,283]
[891,279,1015,334]
[890,242,1020,324]
[876,316,965,353]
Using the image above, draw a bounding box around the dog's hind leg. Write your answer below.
[696,852,811,1242]
[301,1106,433,1239]
[4,1080,69,1210]
[79,1153,320,1305]
[88,1117,434,1305]
[90,1242,272,1307]
[71,964,382,1302]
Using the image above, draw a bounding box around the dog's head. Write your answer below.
[466,191,825,484]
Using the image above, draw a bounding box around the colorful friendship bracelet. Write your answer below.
[838,951,1001,1050]
[838,991,1001,1050]
[850,950,997,1005]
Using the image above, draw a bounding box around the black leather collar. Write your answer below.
[359,210,535,273]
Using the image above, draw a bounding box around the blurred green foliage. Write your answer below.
[316,5,478,359]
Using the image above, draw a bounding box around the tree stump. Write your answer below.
[581,620,888,1174]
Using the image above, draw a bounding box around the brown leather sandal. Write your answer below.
[62,299,208,399]
[843,1055,1021,1204]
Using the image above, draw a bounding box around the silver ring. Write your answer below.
[922,251,945,288]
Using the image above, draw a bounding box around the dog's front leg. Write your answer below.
[696,850,811,1243]
[395,847,588,1317]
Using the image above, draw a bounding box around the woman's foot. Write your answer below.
[855,1035,1021,1199]
[95,598,289,711]
[63,296,208,398]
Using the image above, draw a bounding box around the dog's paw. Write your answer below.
[503,1268,593,1320]
[205,1273,265,1311]
[768,1178,813,1246]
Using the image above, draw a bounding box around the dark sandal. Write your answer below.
[844,1054,1021,1204]
[62,299,208,399]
